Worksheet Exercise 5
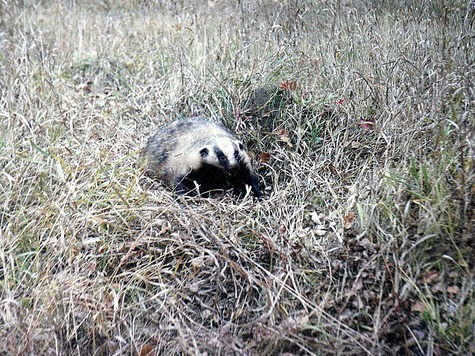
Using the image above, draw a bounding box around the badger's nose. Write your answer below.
[226,165,239,176]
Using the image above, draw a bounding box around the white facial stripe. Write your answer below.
[212,138,238,167]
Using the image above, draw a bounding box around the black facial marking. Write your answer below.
[200,148,209,157]
[234,142,244,162]
[215,147,229,168]
[234,149,239,161]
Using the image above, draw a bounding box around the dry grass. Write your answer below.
[1,0,474,354]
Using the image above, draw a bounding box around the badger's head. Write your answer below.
[198,137,248,173]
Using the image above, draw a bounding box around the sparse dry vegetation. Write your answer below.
[1,0,474,354]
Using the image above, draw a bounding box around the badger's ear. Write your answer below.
[199,148,209,157]
[238,142,245,150]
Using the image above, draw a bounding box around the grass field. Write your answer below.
[1,0,474,354]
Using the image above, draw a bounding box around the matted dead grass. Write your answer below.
[1,1,474,354]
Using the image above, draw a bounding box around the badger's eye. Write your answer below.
[200,148,209,157]
[219,155,228,164]
[238,142,245,150]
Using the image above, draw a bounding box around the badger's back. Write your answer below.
[142,116,262,198]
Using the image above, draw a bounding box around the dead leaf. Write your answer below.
[328,162,339,175]
[310,211,320,224]
[338,308,353,321]
[77,80,93,92]
[343,211,356,229]
[448,271,458,278]
[360,120,374,131]
[431,282,444,293]
[284,312,309,331]
[279,81,298,90]
[315,226,327,236]
[352,278,363,291]
[276,129,293,147]
[358,238,376,251]
[447,285,459,295]
[421,270,438,284]
[278,225,286,234]
[411,300,426,312]
[139,345,154,356]
[260,152,271,164]
[351,295,365,309]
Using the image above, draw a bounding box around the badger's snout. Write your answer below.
[226,165,241,177]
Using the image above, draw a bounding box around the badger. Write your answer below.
[141,116,262,198]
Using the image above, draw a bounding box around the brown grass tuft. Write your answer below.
[1,0,474,354]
